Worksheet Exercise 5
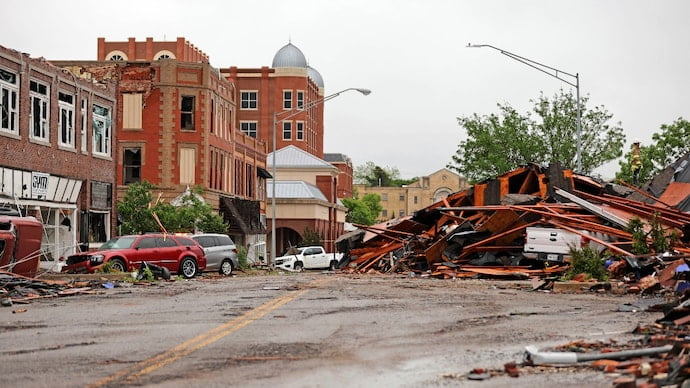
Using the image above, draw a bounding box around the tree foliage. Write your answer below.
[354,161,416,187]
[616,117,690,184]
[341,192,383,226]
[117,181,228,235]
[448,90,625,183]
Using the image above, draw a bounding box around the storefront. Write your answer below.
[0,167,86,264]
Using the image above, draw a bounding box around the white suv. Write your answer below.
[190,233,239,276]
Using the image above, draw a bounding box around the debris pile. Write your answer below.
[339,163,690,285]
[0,271,101,305]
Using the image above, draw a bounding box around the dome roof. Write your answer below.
[307,66,324,88]
[272,43,307,68]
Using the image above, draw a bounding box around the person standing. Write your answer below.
[631,139,642,185]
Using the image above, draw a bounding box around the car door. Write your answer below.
[155,236,183,271]
[196,235,220,271]
[303,247,326,269]
[128,236,158,268]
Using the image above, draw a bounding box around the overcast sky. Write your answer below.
[4,0,689,180]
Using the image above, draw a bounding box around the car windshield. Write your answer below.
[100,236,137,249]
[283,247,304,255]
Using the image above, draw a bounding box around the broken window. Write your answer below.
[92,104,111,156]
[0,68,18,135]
[80,98,88,153]
[30,80,49,141]
[181,96,195,130]
[123,148,142,184]
[240,91,257,109]
[88,211,108,244]
[58,92,75,148]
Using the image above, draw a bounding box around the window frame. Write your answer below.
[29,79,50,142]
[240,91,258,110]
[296,90,304,110]
[180,95,195,130]
[92,104,112,157]
[58,92,75,148]
[240,121,258,138]
[296,121,304,141]
[0,68,19,136]
[123,147,142,184]
[282,121,292,140]
[80,98,88,153]
[283,90,292,110]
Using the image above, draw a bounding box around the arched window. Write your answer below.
[105,51,128,61]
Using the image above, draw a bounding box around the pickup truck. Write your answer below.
[274,246,343,272]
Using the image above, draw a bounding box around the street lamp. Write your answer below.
[467,43,582,172]
[269,87,371,265]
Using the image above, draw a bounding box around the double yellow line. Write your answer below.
[89,280,325,387]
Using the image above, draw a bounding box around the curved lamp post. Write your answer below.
[467,43,582,172]
[269,87,371,265]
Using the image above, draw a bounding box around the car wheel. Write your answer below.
[179,257,198,279]
[294,262,304,272]
[109,258,127,273]
[329,261,338,271]
[220,259,233,276]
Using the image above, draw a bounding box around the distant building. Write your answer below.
[267,146,346,255]
[354,168,468,222]
[323,153,354,199]
[0,44,118,259]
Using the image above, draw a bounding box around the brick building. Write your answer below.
[324,153,354,199]
[223,42,326,158]
[0,44,118,263]
[55,37,270,251]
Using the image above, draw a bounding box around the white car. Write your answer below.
[274,246,343,272]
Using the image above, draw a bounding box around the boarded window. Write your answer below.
[123,94,142,129]
[179,148,196,184]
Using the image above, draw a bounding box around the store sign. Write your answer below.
[31,172,50,197]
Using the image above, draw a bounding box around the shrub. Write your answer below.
[563,245,609,281]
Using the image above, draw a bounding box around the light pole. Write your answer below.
[269,87,371,266]
[467,43,582,172]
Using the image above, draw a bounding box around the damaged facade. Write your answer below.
[0,44,118,264]
[53,38,270,251]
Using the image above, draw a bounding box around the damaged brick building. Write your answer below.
[0,44,118,263]
[54,38,270,253]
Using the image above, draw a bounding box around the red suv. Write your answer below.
[62,234,206,278]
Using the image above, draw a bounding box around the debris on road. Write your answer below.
[339,162,690,294]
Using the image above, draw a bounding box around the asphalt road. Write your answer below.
[0,273,655,387]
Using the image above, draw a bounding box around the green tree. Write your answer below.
[117,181,158,234]
[300,227,323,246]
[354,161,417,187]
[341,192,382,225]
[117,182,228,234]
[448,90,625,183]
[617,117,690,184]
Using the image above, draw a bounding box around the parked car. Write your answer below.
[189,233,239,276]
[61,233,206,278]
[274,246,343,272]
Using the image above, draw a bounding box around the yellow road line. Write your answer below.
[89,279,328,387]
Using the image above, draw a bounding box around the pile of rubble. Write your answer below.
[338,161,690,288]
